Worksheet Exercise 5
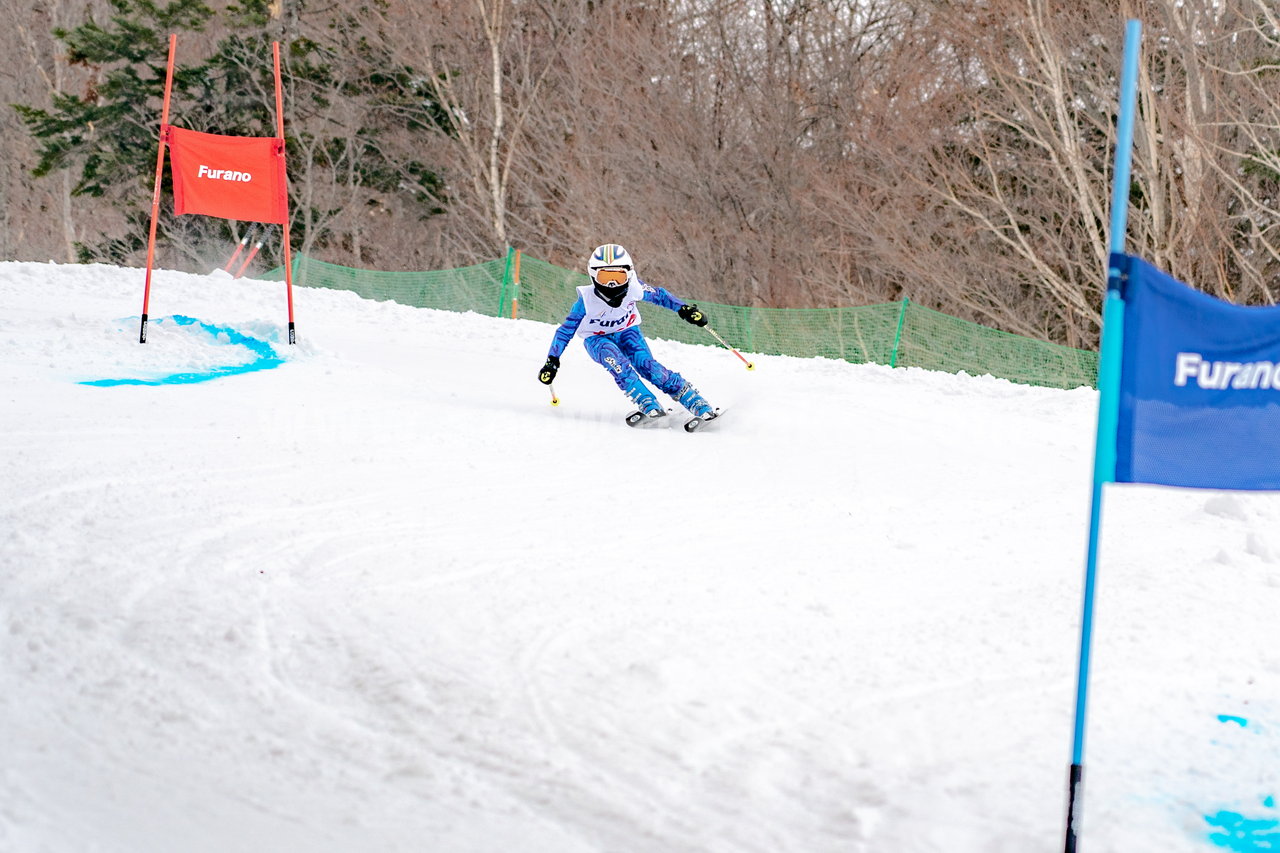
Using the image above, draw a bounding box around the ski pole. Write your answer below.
[548,382,560,407]
[705,325,755,370]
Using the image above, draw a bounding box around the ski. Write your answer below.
[625,409,671,429]
[683,408,725,433]
[625,407,725,431]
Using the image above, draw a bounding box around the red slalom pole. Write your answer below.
[233,237,264,278]
[273,41,296,344]
[222,229,252,272]
[139,33,177,344]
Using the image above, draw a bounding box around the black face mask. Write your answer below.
[594,281,628,307]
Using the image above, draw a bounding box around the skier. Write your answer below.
[537,243,719,428]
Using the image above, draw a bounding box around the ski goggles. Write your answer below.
[593,268,628,286]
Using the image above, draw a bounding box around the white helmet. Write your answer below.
[587,243,635,302]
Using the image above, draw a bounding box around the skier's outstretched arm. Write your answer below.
[539,297,586,384]
[640,281,708,327]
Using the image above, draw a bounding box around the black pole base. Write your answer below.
[139,313,149,344]
[288,321,296,345]
[1065,763,1083,852]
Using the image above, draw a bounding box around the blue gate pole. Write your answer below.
[1064,18,1141,853]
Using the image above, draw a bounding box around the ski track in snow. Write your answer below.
[2,261,1280,852]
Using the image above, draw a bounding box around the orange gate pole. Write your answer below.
[273,41,296,344]
[139,33,178,344]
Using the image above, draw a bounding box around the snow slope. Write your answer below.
[1,262,1277,852]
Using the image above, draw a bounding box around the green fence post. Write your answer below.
[498,247,515,317]
[511,249,522,319]
[890,298,909,367]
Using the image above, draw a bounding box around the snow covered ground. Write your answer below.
[1,261,1277,852]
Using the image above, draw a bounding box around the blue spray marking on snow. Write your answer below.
[1206,802,1279,850]
[81,315,283,386]
[1204,715,1278,850]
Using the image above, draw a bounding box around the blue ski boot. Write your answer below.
[675,382,714,418]
[625,387,668,428]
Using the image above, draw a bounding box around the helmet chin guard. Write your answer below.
[593,279,629,306]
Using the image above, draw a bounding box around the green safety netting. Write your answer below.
[267,253,508,315]
[266,251,1098,390]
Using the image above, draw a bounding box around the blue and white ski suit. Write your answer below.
[546,278,697,413]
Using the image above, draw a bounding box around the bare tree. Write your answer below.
[5,0,118,262]
[391,0,576,264]
[12,0,1280,350]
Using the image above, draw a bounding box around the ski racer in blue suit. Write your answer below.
[538,244,716,424]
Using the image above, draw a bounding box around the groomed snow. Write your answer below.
[1,262,1277,852]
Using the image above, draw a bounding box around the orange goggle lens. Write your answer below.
[594,268,628,286]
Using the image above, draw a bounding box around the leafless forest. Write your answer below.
[7,0,1280,347]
